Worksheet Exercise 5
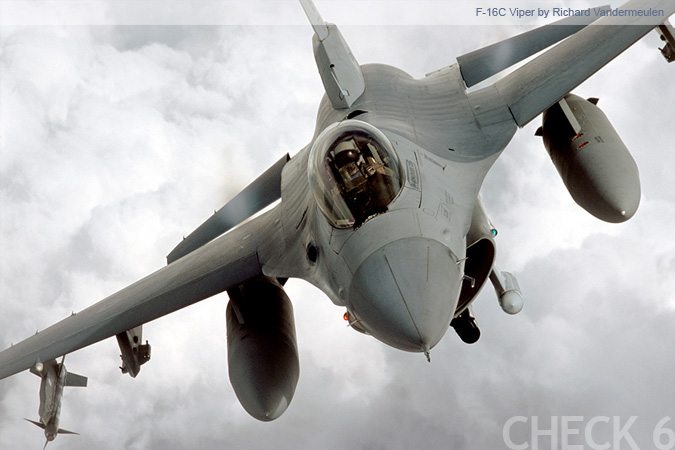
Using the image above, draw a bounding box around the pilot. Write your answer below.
[331,139,366,192]
[329,138,370,223]
[328,133,400,226]
[362,153,396,211]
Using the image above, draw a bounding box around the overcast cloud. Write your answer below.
[1,1,674,449]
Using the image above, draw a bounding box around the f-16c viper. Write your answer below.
[1,0,673,440]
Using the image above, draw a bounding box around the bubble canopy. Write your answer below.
[308,120,405,228]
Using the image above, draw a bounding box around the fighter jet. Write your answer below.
[0,0,673,431]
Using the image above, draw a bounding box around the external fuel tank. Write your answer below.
[537,94,641,223]
[226,277,300,422]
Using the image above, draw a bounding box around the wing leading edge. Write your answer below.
[0,210,276,380]
[167,153,289,264]
[495,0,675,126]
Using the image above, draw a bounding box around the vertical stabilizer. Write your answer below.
[299,0,365,109]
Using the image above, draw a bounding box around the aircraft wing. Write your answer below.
[457,6,611,88]
[0,210,273,380]
[495,0,675,126]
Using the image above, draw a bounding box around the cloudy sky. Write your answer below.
[1,1,674,449]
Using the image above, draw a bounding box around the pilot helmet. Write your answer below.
[332,139,361,167]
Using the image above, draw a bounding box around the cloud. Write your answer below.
[1,1,674,449]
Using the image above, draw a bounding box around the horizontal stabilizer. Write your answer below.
[167,153,289,264]
[458,6,610,87]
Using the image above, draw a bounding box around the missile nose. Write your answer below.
[348,237,461,352]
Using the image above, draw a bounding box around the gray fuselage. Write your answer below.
[258,63,517,353]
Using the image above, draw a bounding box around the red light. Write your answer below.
[577,141,589,149]
[343,312,349,321]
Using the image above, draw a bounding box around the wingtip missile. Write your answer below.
[27,358,86,445]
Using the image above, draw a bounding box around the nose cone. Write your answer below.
[44,423,58,442]
[348,237,462,352]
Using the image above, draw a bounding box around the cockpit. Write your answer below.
[308,120,404,228]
